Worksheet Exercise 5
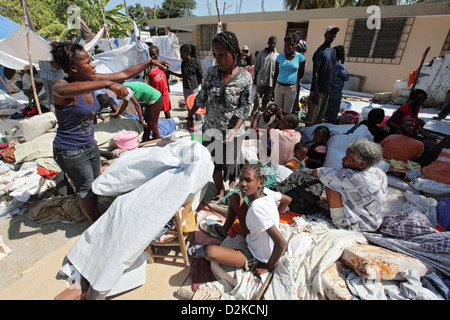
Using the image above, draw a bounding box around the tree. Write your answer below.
[1,0,59,31]
[128,3,149,30]
[156,0,196,19]
[2,0,133,40]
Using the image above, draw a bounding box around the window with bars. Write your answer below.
[439,28,450,57]
[344,17,414,64]
[196,24,225,60]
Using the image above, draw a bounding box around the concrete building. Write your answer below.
[147,2,450,102]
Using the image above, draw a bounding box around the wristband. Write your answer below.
[105,81,116,89]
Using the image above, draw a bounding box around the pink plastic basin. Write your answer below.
[113,131,139,150]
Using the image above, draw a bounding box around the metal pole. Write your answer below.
[97,0,114,50]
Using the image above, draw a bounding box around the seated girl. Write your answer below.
[386,89,427,135]
[313,138,387,232]
[305,125,330,169]
[196,163,291,276]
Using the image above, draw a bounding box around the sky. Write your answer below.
[106,0,286,17]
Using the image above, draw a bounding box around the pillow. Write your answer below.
[19,112,57,142]
[323,134,357,168]
[340,243,429,280]
[322,125,374,168]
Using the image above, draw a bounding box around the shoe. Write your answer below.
[200,216,226,241]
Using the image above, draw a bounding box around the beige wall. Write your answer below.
[195,14,449,94]
[344,16,450,93]
[227,22,287,55]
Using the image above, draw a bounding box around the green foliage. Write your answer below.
[156,0,196,19]
[1,0,133,41]
[0,0,60,30]
[128,3,150,30]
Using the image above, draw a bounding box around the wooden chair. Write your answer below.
[146,198,196,267]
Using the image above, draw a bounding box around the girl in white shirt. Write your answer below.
[203,163,291,276]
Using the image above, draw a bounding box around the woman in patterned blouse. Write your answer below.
[187,31,252,203]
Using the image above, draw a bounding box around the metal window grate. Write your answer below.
[373,18,407,59]
[348,19,375,58]
[440,28,450,57]
[345,17,414,64]
[196,24,224,60]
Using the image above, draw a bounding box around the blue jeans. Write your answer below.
[53,143,100,198]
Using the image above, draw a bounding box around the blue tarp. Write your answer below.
[0,65,8,93]
[0,15,21,92]
[0,15,20,40]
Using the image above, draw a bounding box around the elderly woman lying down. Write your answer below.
[313,138,387,232]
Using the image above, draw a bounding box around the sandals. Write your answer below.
[200,216,226,241]
[188,244,205,258]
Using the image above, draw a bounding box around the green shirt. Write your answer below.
[124,81,161,104]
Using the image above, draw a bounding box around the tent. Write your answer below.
[0,15,20,40]
[0,23,52,70]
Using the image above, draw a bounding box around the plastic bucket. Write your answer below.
[186,94,206,115]
[113,131,139,150]
[339,101,352,113]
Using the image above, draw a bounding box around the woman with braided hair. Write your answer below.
[50,41,168,224]
[187,31,252,203]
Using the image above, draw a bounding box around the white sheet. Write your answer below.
[63,141,214,293]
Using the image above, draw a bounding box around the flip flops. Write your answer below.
[200,215,226,241]
[188,244,205,258]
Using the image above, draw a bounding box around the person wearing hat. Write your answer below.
[239,45,254,67]
[305,25,339,126]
